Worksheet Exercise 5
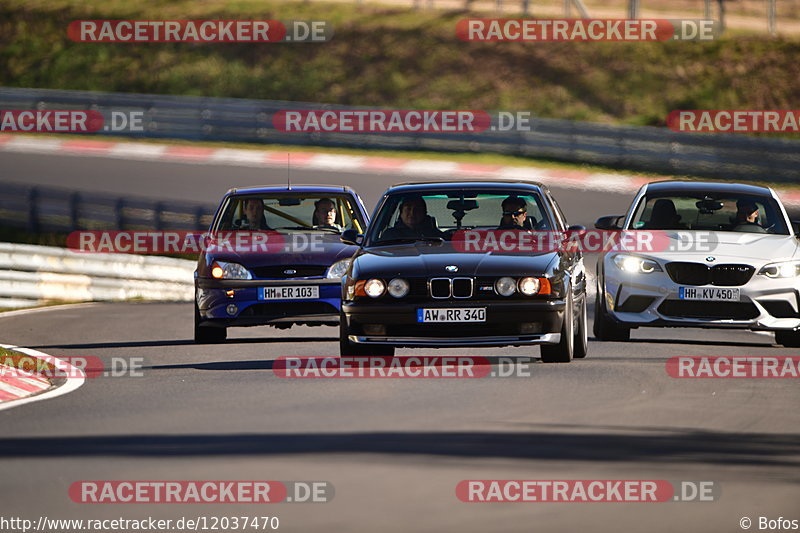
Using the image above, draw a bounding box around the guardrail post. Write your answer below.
[627,0,639,18]
[28,187,40,233]
[70,192,81,230]
[768,0,777,35]
[195,206,205,231]
[116,198,125,229]
[155,202,164,231]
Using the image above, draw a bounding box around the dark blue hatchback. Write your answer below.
[194,185,370,343]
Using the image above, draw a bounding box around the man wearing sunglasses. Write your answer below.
[498,195,530,229]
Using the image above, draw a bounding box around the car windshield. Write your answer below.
[629,193,789,234]
[214,194,365,234]
[366,189,551,245]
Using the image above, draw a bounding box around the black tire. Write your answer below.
[592,278,631,342]
[573,294,589,359]
[541,290,574,363]
[194,304,226,343]
[339,312,395,356]
[775,330,800,348]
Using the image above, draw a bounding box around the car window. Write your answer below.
[367,189,551,244]
[545,191,567,231]
[630,193,789,234]
[213,194,365,234]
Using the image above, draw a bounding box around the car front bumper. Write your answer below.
[603,266,800,331]
[196,277,341,327]
[342,299,566,348]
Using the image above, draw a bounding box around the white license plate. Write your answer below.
[417,308,486,323]
[679,287,740,301]
[260,285,319,300]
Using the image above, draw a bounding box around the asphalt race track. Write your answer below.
[1,151,799,532]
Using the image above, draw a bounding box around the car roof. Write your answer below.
[226,184,357,195]
[644,180,773,196]
[386,179,549,194]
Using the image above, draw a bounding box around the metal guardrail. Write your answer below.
[1,87,800,182]
[0,181,216,234]
[0,243,195,309]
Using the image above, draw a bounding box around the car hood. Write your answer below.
[353,243,559,277]
[650,232,799,264]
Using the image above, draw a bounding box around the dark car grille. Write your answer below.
[665,262,754,286]
[616,295,656,313]
[761,300,799,318]
[658,300,759,320]
[241,301,337,318]
[383,323,525,337]
[401,277,541,300]
[251,265,328,279]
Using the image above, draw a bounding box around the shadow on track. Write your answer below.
[144,355,544,372]
[590,336,774,348]
[27,337,338,350]
[0,429,798,469]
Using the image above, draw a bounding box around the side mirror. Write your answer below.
[340,229,363,246]
[792,220,800,236]
[595,216,623,230]
[567,225,586,232]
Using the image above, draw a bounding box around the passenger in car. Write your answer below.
[312,198,343,231]
[381,196,445,240]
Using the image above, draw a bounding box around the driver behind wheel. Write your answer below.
[732,200,766,233]
[498,195,533,229]
[312,198,343,232]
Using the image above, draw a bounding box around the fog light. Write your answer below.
[226,304,238,316]
[225,289,235,298]
[362,324,386,335]
[520,322,542,334]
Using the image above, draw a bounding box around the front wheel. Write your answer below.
[573,295,589,359]
[592,279,631,342]
[194,304,226,343]
[541,291,574,363]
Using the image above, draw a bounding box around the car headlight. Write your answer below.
[387,278,410,298]
[327,259,352,280]
[518,277,541,296]
[758,261,800,278]
[495,276,517,296]
[613,254,662,274]
[364,278,386,298]
[210,261,252,280]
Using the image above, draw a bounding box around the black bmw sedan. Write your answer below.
[339,180,588,362]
